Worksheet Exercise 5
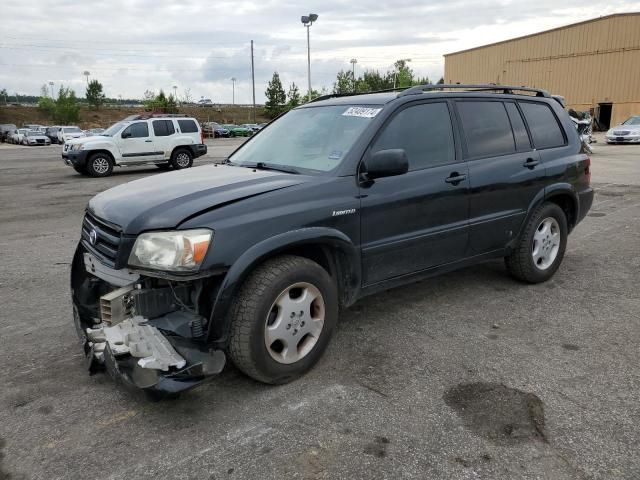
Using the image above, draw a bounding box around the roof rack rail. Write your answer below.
[128,113,190,120]
[309,87,408,103]
[397,84,551,98]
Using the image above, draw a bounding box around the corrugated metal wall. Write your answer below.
[444,13,640,125]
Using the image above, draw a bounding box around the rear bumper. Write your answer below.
[576,187,594,225]
[191,144,207,159]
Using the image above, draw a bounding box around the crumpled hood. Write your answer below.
[88,164,309,234]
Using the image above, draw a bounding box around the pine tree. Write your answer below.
[287,82,301,109]
[86,79,106,110]
[264,72,286,118]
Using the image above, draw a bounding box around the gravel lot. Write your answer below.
[0,136,638,480]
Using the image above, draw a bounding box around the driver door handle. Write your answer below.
[445,172,467,185]
[523,157,539,168]
[144,139,153,142]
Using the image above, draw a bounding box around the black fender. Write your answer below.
[206,227,360,345]
[512,183,579,249]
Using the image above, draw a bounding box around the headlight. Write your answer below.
[128,229,212,272]
[72,144,84,151]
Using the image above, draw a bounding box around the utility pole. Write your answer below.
[231,77,237,105]
[251,40,256,123]
[350,58,357,92]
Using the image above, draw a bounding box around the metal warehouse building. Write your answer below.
[444,13,640,128]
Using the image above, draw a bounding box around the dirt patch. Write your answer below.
[363,436,390,458]
[562,344,580,351]
[588,212,606,217]
[444,383,546,445]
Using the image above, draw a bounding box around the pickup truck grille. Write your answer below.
[81,212,123,268]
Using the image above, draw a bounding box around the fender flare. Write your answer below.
[206,227,360,344]
[514,183,579,246]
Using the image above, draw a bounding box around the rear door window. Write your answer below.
[371,102,456,171]
[177,120,198,133]
[457,101,515,158]
[519,102,566,149]
[152,120,175,137]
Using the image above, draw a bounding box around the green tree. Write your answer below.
[333,70,354,94]
[55,86,80,123]
[437,77,445,84]
[143,89,178,113]
[86,79,106,110]
[287,82,301,109]
[391,59,414,88]
[1,88,8,104]
[264,72,286,118]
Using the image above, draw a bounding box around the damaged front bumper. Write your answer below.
[72,247,226,396]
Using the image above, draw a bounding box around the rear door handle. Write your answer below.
[144,139,153,143]
[523,157,539,169]
[445,172,467,185]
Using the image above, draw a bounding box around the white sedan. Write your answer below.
[22,130,52,146]
[9,128,29,144]
[606,116,640,144]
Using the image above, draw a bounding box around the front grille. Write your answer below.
[613,131,630,136]
[81,212,123,267]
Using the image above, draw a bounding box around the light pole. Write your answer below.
[83,71,90,84]
[350,58,357,92]
[231,77,236,105]
[48,81,54,98]
[172,85,178,98]
[301,13,319,102]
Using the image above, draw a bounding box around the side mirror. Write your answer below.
[363,149,409,180]
[121,131,131,139]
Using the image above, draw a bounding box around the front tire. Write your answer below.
[505,202,568,283]
[170,149,193,169]
[86,153,114,177]
[228,255,338,384]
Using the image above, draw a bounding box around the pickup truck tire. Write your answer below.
[170,149,193,169]
[228,255,338,384]
[73,165,88,175]
[505,202,568,283]
[86,153,114,177]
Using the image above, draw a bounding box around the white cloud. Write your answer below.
[1,0,639,102]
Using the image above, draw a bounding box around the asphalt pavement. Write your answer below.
[0,136,638,480]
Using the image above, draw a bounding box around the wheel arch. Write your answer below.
[88,149,116,162]
[206,227,360,345]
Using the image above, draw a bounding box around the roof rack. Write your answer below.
[398,84,551,98]
[125,113,190,121]
[309,87,408,103]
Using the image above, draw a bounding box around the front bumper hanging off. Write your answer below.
[72,248,226,396]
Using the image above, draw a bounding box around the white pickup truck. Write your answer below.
[62,114,207,177]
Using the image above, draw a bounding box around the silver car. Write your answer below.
[22,130,52,146]
[606,115,640,144]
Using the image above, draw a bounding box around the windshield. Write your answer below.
[622,116,640,126]
[63,127,82,133]
[229,105,380,173]
[18,129,28,134]
[102,122,127,136]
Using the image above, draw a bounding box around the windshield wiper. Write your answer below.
[235,162,300,174]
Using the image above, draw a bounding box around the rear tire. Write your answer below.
[228,255,338,384]
[170,149,193,169]
[505,202,568,283]
[86,153,114,177]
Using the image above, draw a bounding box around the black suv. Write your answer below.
[71,85,593,397]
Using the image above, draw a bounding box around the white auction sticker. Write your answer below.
[342,107,382,118]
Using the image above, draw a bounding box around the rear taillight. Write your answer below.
[200,129,204,145]
[584,157,591,185]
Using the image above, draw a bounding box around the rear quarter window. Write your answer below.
[519,102,566,149]
[177,120,198,133]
